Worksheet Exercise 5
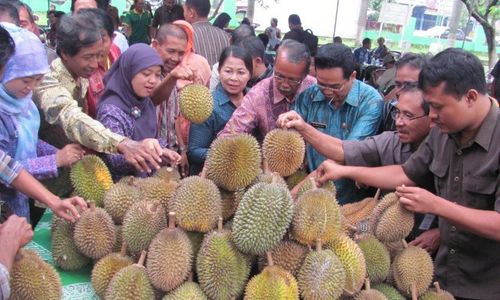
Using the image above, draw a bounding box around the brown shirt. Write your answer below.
[402,101,500,299]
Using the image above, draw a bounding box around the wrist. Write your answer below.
[178,145,187,153]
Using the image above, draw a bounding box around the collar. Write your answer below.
[471,99,498,151]
[52,58,88,99]
[192,20,211,26]
[133,8,145,15]
[312,79,361,108]
[214,84,232,106]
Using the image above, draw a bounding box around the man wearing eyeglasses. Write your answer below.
[286,43,383,204]
[218,39,316,140]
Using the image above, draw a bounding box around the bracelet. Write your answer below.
[179,146,187,152]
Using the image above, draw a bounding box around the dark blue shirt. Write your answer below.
[353,47,372,65]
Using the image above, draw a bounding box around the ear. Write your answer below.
[350,70,357,81]
[254,57,263,65]
[464,89,479,107]
[151,39,159,49]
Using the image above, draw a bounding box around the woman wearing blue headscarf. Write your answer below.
[97,43,181,180]
[0,26,86,221]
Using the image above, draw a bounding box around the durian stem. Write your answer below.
[89,202,96,211]
[309,177,317,190]
[266,251,274,267]
[262,159,270,174]
[316,239,322,251]
[402,240,408,249]
[217,216,223,232]
[271,173,280,184]
[411,282,418,300]
[120,243,127,257]
[168,212,176,229]
[374,188,381,200]
[137,251,147,266]
[188,272,194,282]
[434,282,442,293]
[200,167,207,179]
[365,278,371,290]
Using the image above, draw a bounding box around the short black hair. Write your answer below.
[77,8,113,38]
[56,14,102,57]
[396,53,427,70]
[418,48,486,97]
[54,11,65,18]
[257,33,268,48]
[362,38,371,46]
[185,0,210,18]
[155,23,187,44]
[235,36,265,60]
[278,39,311,76]
[0,26,15,71]
[315,43,355,79]
[288,14,301,25]
[212,12,231,29]
[0,2,19,25]
[218,45,253,75]
[333,36,342,43]
[231,24,255,44]
[71,0,106,12]
[399,85,429,115]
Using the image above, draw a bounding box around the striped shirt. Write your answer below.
[0,150,22,186]
[192,21,230,66]
[0,263,9,300]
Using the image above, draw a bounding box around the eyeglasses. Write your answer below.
[391,108,427,121]
[274,73,303,86]
[317,81,345,93]
[394,81,418,89]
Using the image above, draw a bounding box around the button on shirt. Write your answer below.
[294,80,383,204]
[402,101,500,299]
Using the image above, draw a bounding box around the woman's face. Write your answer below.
[4,74,44,99]
[219,56,251,96]
[131,65,162,98]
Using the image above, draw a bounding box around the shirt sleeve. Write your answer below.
[346,88,383,141]
[33,73,126,154]
[218,91,259,137]
[188,114,216,165]
[21,140,59,180]
[343,135,382,167]
[0,263,10,300]
[0,150,22,186]
[402,129,435,187]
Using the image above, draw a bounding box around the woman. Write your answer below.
[213,12,231,30]
[188,46,252,175]
[0,27,85,221]
[97,44,181,180]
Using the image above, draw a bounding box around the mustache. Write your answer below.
[277,86,293,93]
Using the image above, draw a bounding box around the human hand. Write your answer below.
[0,215,33,249]
[49,196,88,223]
[56,144,85,167]
[315,159,345,185]
[396,185,440,214]
[276,110,307,131]
[179,151,189,177]
[171,65,195,81]
[408,228,441,254]
[162,148,182,165]
[117,138,163,173]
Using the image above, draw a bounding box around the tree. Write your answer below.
[461,0,499,68]
[356,0,370,45]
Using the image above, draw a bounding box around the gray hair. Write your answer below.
[56,14,102,57]
[155,23,187,44]
[277,39,311,75]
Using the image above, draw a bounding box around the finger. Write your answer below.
[128,157,145,173]
[64,202,80,221]
[71,197,88,213]
[136,156,152,173]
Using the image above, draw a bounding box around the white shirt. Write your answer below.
[113,31,129,54]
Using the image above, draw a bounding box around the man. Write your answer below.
[375,53,396,94]
[372,37,389,60]
[353,37,372,65]
[282,14,318,56]
[218,39,316,140]
[265,17,281,51]
[184,0,229,66]
[150,0,184,38]
[123,0,153,45]
[33,14,164,174]
[0,2,19,25]
[333,36,343,44]
[71,0,99,13]
[491,59,500,100]
[316,48,500,299]
[278,86,439,250]
[291,43,383,204]
[379,53,427,132]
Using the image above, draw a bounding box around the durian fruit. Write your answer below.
[103,179,141,224]
[105,251,154,300]
[92,244,134,298]
[155,166,181,182]
[187,231,205,261]
[146,212,192,292]
[369,192,414,243]
[9,249,62,300]
[326,234,366,295]
[74,204,116,259]
[258,240,308,277]
[372,283,406,300]
[393,241,434,298]
[197,217,250,299]
[297,178,336,199]
[170,175,221,232]
[206,133,261,191]
[163,282,208,300]
[262,129,305,177]
[179,84,214,124]
[252,170,288,188]
[297,240,346,300]
[357,235,390,284]
[419,282,455,300]
[384,239,406,260]
[232,178,294,255]
[51,216,91,270]
[70,155,113,206]
[244,252,299,300]
[136,177,179,210]
[122,200,167,254]
[355,279,388,300]
[286,169,308,190]
[292,178,341,246]
[220,188,240,221]
[341,191,379,230]
[113,225,123,253]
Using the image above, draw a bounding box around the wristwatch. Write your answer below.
[179,145,187,152]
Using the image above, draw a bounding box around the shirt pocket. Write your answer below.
[463,175,496,210]
[429,160,448,195]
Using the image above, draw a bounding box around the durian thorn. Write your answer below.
[262,159,270,174]
[309,176,317,189]
[434,282,442,293]
[137,251,147,266]
[89,202,96,211]
[402,239,408,248]
[266,251,274,267]
[120,243,127,257]
[217,216,223,232]
[343,289,355,297]
[411,282,418,300]
[168,212,176,229]
[365,278,371,290]
[374,188,381,200]
[316,239,322,251]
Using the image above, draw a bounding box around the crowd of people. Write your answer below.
[0,0,498,299]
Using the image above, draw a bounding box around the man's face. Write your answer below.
[18,7,36,34]
[273,53,307,99]
[135,0,145,12]
[165,0,175,9]
[48,13,57,25]
[394,91,430,145]
[378,39,384,46]
[394,65,420,95]
[61,39,102,79]
[73,0,97,14]
[152,36,186,73]
[316,67,355,107]
[423,83,472,134]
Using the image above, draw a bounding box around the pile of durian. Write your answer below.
[10,128,455,300]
